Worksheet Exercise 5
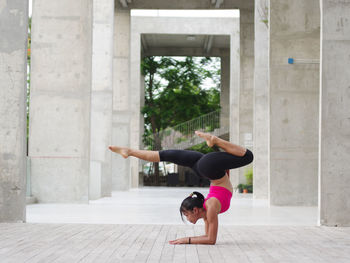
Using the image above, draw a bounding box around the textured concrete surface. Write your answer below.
[253,0,270,200]
[239,9,254,184]
[0,0,29,222]
[1,223,350,262]
[220,56,230,130]
[112,8,131,191]
[319,0,350,226]
[269,0,320,206]
[90,0,114,199]
[29,0,93,202]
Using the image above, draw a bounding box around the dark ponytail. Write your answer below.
[179,191,205,222]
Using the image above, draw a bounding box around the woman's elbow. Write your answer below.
[208,238,216,245]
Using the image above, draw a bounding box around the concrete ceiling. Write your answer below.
[141,34,230,57]
[117,0,254,11]
[142,34,229,49]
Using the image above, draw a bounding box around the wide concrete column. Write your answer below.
[319,0,350,226]
[29,0,93,202]
[269,0,320,205]
[220,56,230,128]
[112,8,131,190]
[89,0,114,200]
[239,9,254,183]
[0,0,29,222]
[253,0,269,199]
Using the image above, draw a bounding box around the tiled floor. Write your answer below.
[1,223,350,262]
[2,187,348,262]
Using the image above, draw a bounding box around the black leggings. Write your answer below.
[159,149,254,180]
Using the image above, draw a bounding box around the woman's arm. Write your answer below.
[169,199,219,245]
[189,204,218,245]
[204,218,209,236]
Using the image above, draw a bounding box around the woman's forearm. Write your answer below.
[188,235,216,245]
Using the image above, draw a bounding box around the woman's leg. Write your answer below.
[194,131,253,179]
[109,146,160,162]
[196,150,254,179]
[108,146,204,171]
[158,149,203,168]
[159,150,204,178]
[195,131,247,156]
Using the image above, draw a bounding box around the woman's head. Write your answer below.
[180,191,205,224]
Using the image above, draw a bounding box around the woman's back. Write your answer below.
[210,174,233,193]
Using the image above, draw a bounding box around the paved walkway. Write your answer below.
[1,223,350,262]
[2,187,349,262]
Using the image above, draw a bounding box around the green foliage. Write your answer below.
[245,184,253,193]
[244,167,253,185]
[235,183,253,193]
[235,168,253,193]
[188,142,216,154]
[235,183,245,193]
[141,56,221,149]
[236,184,245,190]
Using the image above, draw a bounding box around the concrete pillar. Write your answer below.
[0,0,29,222]
[130,28,142,189]
[239,9,255,184]
[89,0,114,200]
[253,0,270,199]
[229,19,241,184]
[319,0,350,226]
[220,56,230,128]
[112,9,131,190]
[269,0,320,205]
[29,0,92,202]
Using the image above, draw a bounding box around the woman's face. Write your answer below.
[183,208,200,224]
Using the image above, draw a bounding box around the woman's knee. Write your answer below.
[244,149,254,164]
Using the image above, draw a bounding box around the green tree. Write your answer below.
[141,56,221,184]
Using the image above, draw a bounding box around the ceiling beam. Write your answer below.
[119,0,129,8]
[203,35,209,51]
[141,35,148,52]
[206,36,214,53]
[215,0,224,8]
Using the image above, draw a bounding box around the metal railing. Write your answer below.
[142,109,228,151]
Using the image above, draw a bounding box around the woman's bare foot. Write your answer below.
[195,131,216,147]
[108,146,130,158]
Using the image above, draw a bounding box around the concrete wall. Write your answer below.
[269,0,320,205]
[112,8,131,190]
[0,0,28,222]
[89,0,114,199]
[253,0,270,200]
[319,0,350,226]
[239,9,255,183]
[29,0,93,202]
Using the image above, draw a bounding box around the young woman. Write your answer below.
[109,131,253,245]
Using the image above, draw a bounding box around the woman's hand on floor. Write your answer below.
[169,237,189,245]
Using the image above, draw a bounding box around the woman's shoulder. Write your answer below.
[204,197,221,214]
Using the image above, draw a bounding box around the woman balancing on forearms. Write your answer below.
[109,131,253,245]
